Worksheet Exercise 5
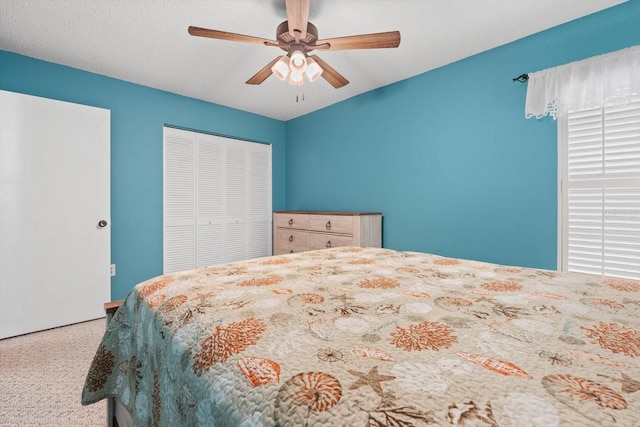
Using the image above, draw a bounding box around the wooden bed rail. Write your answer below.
[104,300,123,323]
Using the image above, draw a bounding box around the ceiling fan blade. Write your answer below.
[188,26,276,46]
[246,56,282,85]
[285,0,310,39]
[309,55,349,89]
[316,31,401,50]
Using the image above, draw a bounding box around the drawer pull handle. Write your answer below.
[288,218,293,225]
[325,221,331,230]
[290,250,294,253]
[289,235,294,242]
[326,241,332,248]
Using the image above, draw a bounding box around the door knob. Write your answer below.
[98,220,108,228]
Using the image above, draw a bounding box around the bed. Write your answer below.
[81,247,640,426]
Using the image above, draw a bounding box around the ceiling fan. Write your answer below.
[188,0,400,88]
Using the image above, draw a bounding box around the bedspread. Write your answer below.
[82,247,640,426]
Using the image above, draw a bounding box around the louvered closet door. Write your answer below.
[225,139,249,263]
[197,134,225,267]
[249,143,273,258]
[164,128,196,272]
[222,138,273,262]
[164,127,272,274]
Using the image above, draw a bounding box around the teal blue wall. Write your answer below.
[0,51,287,300]
[2,2,639,299]
[285,1,640,269]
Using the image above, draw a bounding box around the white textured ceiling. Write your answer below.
[0,0,626,120]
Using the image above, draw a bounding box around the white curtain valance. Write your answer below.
[525,45,640,119]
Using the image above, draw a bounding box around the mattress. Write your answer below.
[82,247,640,426]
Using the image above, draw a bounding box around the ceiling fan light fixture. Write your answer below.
[271,56,290,80]
[305,57,323,82]
[289,49,307,73]
[189,1,400,89]
[289,70,304,85]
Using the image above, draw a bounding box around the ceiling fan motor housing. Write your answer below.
[276,21,319,54]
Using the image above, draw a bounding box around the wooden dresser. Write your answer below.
[273,211,382,255]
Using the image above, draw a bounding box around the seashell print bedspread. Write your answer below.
[81,247,640,426]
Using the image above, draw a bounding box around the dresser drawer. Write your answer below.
[274,229,310,254]
[275,213,309,230]
[309,214,354,235]
[309,233,354,250]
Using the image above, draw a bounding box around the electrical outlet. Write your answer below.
[110,264,116,276]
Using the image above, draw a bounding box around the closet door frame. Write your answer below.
[163,126,272,273]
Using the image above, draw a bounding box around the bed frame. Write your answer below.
[87,249,640,426]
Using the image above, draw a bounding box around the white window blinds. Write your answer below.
[163,127,272,274]
[560,98,640,279]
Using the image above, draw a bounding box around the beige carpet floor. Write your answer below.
[0,319,106,426]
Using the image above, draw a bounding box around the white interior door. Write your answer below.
[0,90,110,339]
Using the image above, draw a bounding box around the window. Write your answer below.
[558,98,640,280]
[163,127,272,274]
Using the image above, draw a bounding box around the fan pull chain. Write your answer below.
[295,84,305,103]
